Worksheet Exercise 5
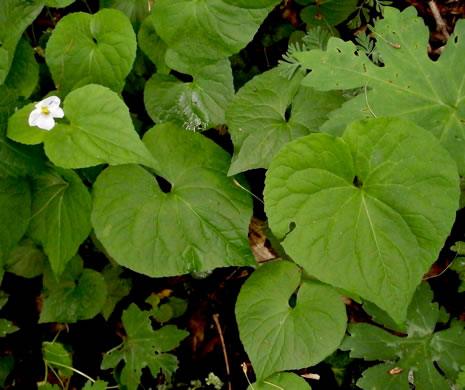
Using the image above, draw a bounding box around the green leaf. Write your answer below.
[92,122,255,277]
[42,0,76,7]
[101,264,132,321]
[45,9,137,95]
[226,67,345,174]
[264,118,459,323]
[5,237,47,278]
[43,84,157,169]
[82,380,108,390]
[42,341,73,378]
[248,372,311,390]
[101,304,188,390]
[4,38,39,98]
[236,260,347,382]
[341,282,465,389]
[152,0,276,61]
[39,255,107,323]
[28,167,92,278]
[0,319,18,338]
[0,355,14,387]
[100,0,150,31]
[0,177,31,263]
[0,0,43,84]
[295,6,465,175]
[144,58,234,131]
[300,0,358,28]
[137,14,170,74]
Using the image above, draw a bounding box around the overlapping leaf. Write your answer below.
[0,0,42,84]
[8,85,157,169]
[144,57,234,131]
[236,260,347,382]
[92,122,255,277]
[299,0,358,27]
[152,0,279,61]
[264,118,459,323]
[138,14,170,74]
[226,67,344,174]
[248,372,311,390]
[5,237,47,278]
[101,304,188,390]
[45,8,136,95]
[28,167,92,277]
[40,256,107,323]
[100,0,150,30]
[294,6,465,175]
[0,177,30,264]
[101,265,132,321]
[341,283,465,389]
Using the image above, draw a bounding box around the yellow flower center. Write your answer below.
[41,106,50,115]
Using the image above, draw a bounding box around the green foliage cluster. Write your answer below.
[1,0,465,389]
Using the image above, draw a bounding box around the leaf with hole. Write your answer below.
[264,118,459,323]
[294,6,465,175]
[236,260,347,382]
[45,8,136,95]
[92,122,255,277]
[226,67,345,175]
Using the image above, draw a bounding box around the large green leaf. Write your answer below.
[138,14,170,74]
[100,0,151,31]
[236,260,347,382]
[0,0,42,84]
[0,177,31,264]
[40,255,107,323]
[152,0,277,61]
[226,67,344,175]
[264,118,459,323]
[341,283,465,389]
[92,123,255,277]
[4,38,39,98]
[144,58,234,131]
[101,304,188,390]
[248,372,311,390]
[8,85,157,169]
[45,8,136,95]
[294,6,465,175]
[300,0,358,28]
[28,167,92,277]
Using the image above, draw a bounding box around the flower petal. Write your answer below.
[28,108,43,126]
[40,95,61,110]
[36,115,56,131]
[51,106,64,118]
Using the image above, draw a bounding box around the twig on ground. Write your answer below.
[428,1,450,39]
[212,314,232,390]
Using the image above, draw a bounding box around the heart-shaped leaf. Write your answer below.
[152,0,277,61]
[8,85,158,169]
[264,118,459,323]
[236,260,347,382]
[45,8,136,95]
[39,255,107,323]
[28,167,92,277]
[226,67,345,175]
[92,122,255,277]
[144,58,234,131]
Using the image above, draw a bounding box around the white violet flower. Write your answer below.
[28,96,64,131]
